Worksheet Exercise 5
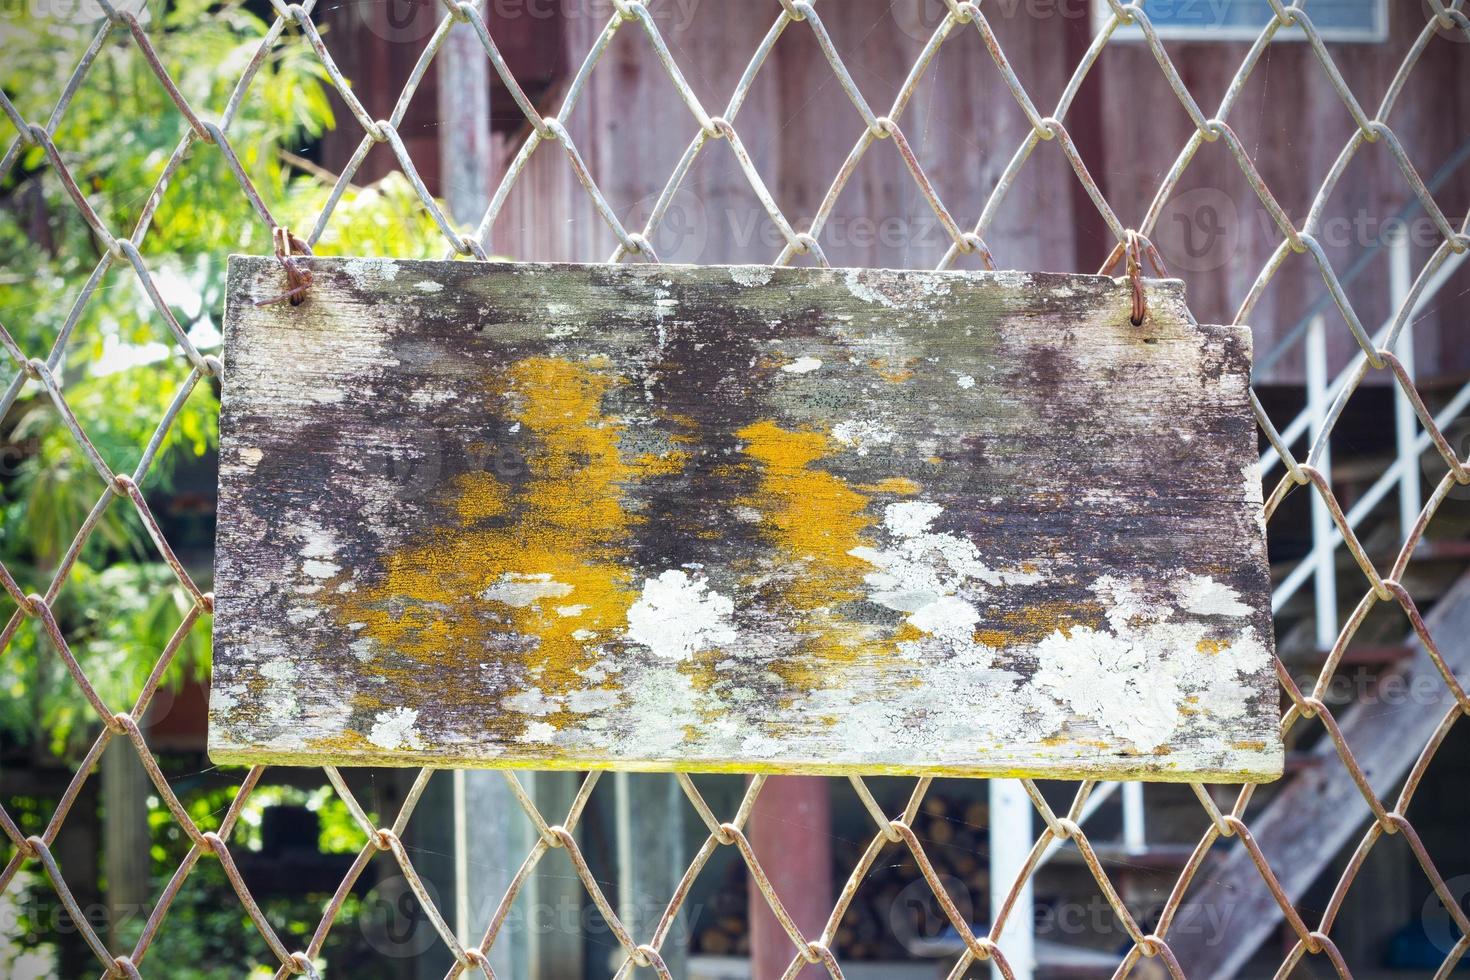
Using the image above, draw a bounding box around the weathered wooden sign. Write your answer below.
[210,257,1281,781]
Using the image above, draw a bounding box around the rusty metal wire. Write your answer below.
[1,0,1468,978]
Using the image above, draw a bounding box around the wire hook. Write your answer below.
[256,227,314,307]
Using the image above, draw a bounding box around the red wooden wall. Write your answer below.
[314,0,1470,386]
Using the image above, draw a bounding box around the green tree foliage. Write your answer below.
[1,0,448,757]
[3,3,462,970]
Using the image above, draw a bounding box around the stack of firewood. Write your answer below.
[693,856,753,957]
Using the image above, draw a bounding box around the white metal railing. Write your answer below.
[995,231,1468,980]
[1265,236,1470,620]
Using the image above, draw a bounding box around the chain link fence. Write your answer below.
[2,0,1469,977]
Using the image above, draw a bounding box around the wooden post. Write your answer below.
[407,772,465,980]
[749,776,830,979]
[524,772,584,979]
[448,770,532,977]
[54,772,101,978]
[101,739,151,948]
[433,26,538,978]
[436,10,490,226]
[615,773,686,976]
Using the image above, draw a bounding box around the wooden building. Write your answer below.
[314,0,1470,385]
[137,1,1469,977]
[299,2,1470,978]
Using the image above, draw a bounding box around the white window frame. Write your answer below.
[1092,0,1388,43]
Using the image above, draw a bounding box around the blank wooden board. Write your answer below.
[210,257,1281,781]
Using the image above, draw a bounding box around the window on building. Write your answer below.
[1095,0,1387,42]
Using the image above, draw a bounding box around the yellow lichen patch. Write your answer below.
[753,352,791,372]
[986,600,1101,645]
[1196,637,1228,655]
[736,420,883,684]
[337,356,684,732]
[303,729,382,756]
[634,449,690,476]
[449,470,509,524]
[861,476,921,495]
[866,357,915,383]
[974,630,1007,649]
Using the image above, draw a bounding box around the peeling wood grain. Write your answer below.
[209,257,1282,781]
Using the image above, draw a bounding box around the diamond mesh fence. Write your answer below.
[1,0,1469,977]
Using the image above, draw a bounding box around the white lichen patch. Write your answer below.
[883,500,944,539]
[1242,461,1263,502]
[261,658,293,682]
[1030,573,1269,751]
[297,527,338,559]
[1091,574,1166,630]
[729,266,774,287]
[302,559,340,579]
[414,279,443,293]
[556,604,588,617]
[956,374,975,389]
[781,356,823,374]
[850,501,1039,667]
[480,572,574,607]
[343,257,399,288]
[1175,575,1251,618]
[626,569,737,660]
[843,269,899,309]
[832,418,896,456]
[565,688,619,713]
[1033,625,1186,751]
[906,594,980,644]
[503,688,559,716]
[367,707,422,750]
[518,721,557,743]
[1242,462,1267,532]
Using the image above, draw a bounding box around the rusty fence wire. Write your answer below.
[2,0,1470,977]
